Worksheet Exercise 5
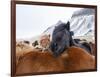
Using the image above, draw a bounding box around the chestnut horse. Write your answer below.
[16,46,95,75]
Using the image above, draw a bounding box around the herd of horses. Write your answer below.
[16,21,96,75]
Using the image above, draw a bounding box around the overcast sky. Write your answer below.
[16,4,82,39]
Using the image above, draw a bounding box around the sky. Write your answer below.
[16,4,82,39]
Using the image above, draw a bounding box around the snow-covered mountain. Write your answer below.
[43,8,95,37]
[70,8,95,36]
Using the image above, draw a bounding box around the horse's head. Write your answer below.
[50,21,74,57]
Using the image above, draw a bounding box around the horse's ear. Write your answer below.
[65,21,70,31]
[70,31,74,36]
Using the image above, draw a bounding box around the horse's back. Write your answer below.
[64,46,95,72]
[16,51,65,75]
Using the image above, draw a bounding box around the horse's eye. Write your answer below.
[54,43,57,46]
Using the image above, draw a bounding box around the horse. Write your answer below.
[23,40,30,44]
[32,34,51,52]
[32,40,38,47]
[16,46,95,75]
[39,34,51,52]
[50,21,93,57]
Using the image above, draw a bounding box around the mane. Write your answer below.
[53,23,66,34]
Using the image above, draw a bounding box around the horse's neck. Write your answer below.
[70,36,79,47]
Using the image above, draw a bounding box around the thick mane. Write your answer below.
[54,21,70,34]
[53,23,66,35]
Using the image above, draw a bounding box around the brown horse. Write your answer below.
[16,46,95,75]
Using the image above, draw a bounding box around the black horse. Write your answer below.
[50,21,92,57]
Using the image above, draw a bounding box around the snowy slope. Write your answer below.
[70,8,95,36]
[43,8,95,37]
